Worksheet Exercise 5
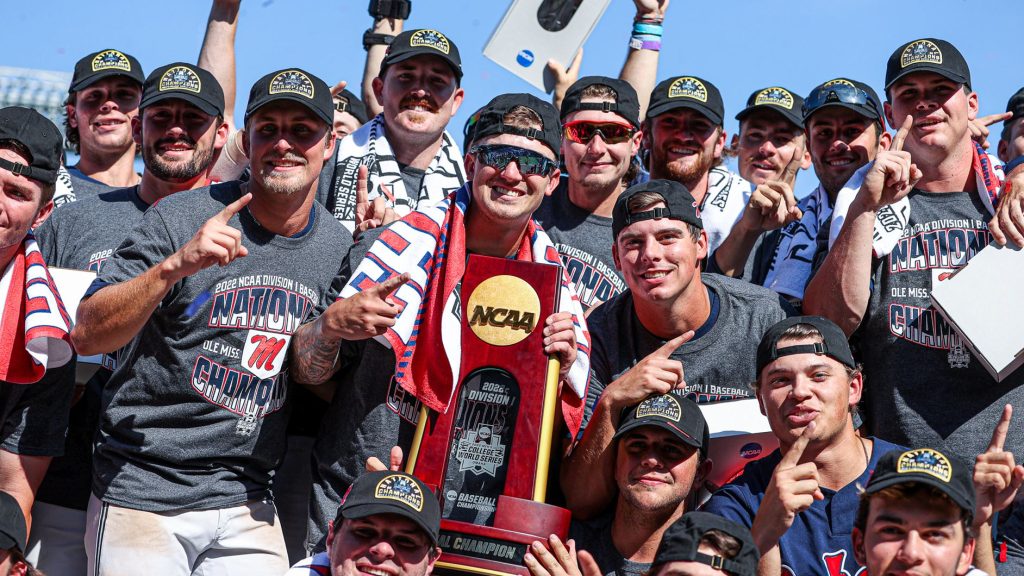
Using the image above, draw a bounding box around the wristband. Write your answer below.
[629,37,662,51]
[368,0,411,20]
[363,30,396,51]
[632,22,663,36]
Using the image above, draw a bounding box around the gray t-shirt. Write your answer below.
[306,227,419,552]
[1,364,75,457]
[88,182,350,512]
[34,185,150,510]
[570,514,650,576]
[533,179,626,310]
[60,166,121,206]
[583,273,793,430]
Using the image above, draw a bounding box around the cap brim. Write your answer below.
[341,502,438,546]
[70,69,143,92]
[614,418,704,452]
[735,106,803,128]
[247,94,333,126]
[885,66,969,90]
[803,101,881,123]
[141,92,222,117]
[864,475,973,514]
[383,51,463,80]
[0,531,19,553]
[646,100,722,126]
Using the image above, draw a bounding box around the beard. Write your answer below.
[255,154,309,197]
[650,145,716,190]
[143,136,214,183]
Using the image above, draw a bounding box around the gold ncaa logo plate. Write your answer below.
[467,275,540,346]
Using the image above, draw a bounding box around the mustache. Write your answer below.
[399,95,438,112]
[153,135,197,149]
[266,153,306,165]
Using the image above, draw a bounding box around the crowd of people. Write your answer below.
[1,1,1024,576]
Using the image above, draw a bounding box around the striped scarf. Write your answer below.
[340,185,592,436]
[0,233,73,384]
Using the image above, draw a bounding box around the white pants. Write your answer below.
[84,494,289,576]
[26,501,88,576]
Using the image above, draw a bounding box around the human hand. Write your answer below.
[974,404,1024,527]
[969,112,1013,150]
[742,152,804,232]
[633,0,668,19]
[366,445,405,472]
[544,312,578,381]
[989,163,1024,247]
[603,331,694,411]
[354,165,398,237]
[166,192,251,282]
[321,273,410,341]
[751,421,822,553]
[547,49,583,109]
[857,115,921,211]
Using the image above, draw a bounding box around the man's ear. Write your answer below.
[132,115,143,147]
[883,102,895,132]
[848,370,864,407]
[713,127,727,160]
[464,150,476,180]
[695,228,709,262]
[956,536,975,576]
[323,130,337,161]
[878,130,893,152]
[544,168,561,196]
[966,91,979,122]
[372,77,385,107]
[998,139,1009,164]
[240,128,250,159]
[66,103,78,129]
[214,120,230,151]
[611,242,621,271]
[32,200,54,230]
[852,527,867,566]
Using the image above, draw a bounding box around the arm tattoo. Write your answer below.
[291,318,343,386]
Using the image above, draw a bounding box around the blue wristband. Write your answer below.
[632,22,663,36]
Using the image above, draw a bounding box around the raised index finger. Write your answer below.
[780,420,815,468]
[988,404,1013,453]
[781,145,803,187]
[368,272,411,300]
[215,192,252,223]
[653,330,695,358]
[891,115,913,153]
[978,111,1013,127]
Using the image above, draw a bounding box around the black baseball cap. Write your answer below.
[614,390,710,460]
[334,88,370,125]
[140,63,225,117]
[885,38,971,92]
[802,78,884,124]
[471,93,561,156]
[1002,87,1024,142]
[245,68,334,126]
[652,511,760,576]
[0,491,26,553]
[735,86,804,129]
[69,49,145,92]
[335,470,440,546]
[865,447,976,516]
[756,316,856,376]
[560,76,641,128]
[612,179,703,239]
[647,76,724,126]
[380,29,463,82]
[0,106,64,185]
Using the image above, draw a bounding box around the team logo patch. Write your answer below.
[901,40,943,68]
[409,29,451,55]
[667,77,707,102]
[374,474,424,511]
[635,394,682,422]
[91,50,131,73]
[159,66,202,94]
[269,70,314,99]
[754,87,795,110]
[241,330,292,380]
[823,78,856,88]
[896,448,952,482]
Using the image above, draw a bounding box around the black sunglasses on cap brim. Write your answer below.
[802,83,882,122]
[469,144,559,177]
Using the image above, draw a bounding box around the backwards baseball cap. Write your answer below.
[471,93,561,156]
[885,38,971,91]
[802,78,884,124]
[0,107,64,185]
[335,470,440,546]
[0,491,26,554]
[334,88,370,125]
[560,76,641,128]
[1002,87,1024,142]
[380,29,463,82]
[653,511,760,576]
[614,390,710,460]
[140,63,225,117]
[612,179,702,240]
[756,316,856,376]
[647,76,724,126]
[735,86,804,128]
[245,68,334,126]
[69,49,145,92]
[865,447,976,516]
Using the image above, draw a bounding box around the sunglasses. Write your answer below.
[470,144,559,177]
[802,83,882,121]
[562,120,636,144]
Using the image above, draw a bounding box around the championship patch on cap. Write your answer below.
[754,87,795,110]
[409,29,451,55]
[896,448,952,483]
[159,66,202,94]
[269,70,315,99]
[668,77,708,102]
[635,394,682,422]
[91,50,132,73]
[901,40,943,68]
[823,78,856,88]
[374,474,424,512]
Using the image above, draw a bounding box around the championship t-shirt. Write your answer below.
[88,182,350,512]
[570,514,651,576]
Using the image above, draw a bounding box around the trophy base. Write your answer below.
[434,495,571,576]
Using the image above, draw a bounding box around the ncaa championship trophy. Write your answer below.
[405,254,571,576]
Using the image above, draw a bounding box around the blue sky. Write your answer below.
[5,0,1019,197]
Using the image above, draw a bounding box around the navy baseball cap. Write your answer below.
[141,63,225,117]
[334,89,370,125]
[1002,87,1024,142]
[802,78,884,124]
[381,29,463,82]
[0,107,64,185]
[0,491,26,553]
[653,511,760,576]
[245,68,334,126]
[335,470,440,546]
[560,76,642,128]
[69,49,144,92]
[471,93,561,156]
[614,390,710,460]
[735,86,804,129]
[865,447,976,516]
[885,38,971,91]
[647,76,724,126]
[756,316,856,376]
[613,179,703,239]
